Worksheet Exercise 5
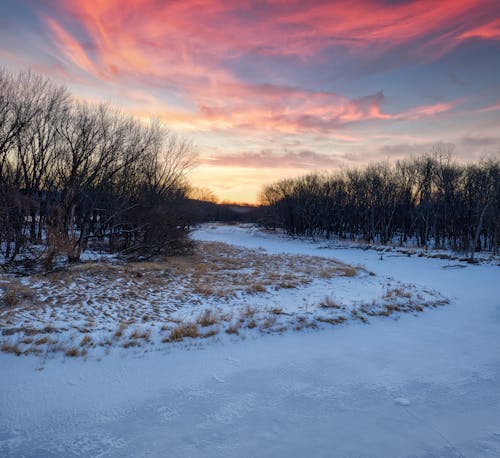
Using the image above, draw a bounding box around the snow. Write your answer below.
[0,223,499,457]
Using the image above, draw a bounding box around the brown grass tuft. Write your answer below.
[65,348,80,357]
[246,283,267,294]
[1,282,35,307]
[80,335,93,347]
[340,267,357,277]
[1,343,22,355]
[166,323,199,342]
[316,316,347,326]
[197,310,219,327]
[261,316,277,330]
[384,287,412,299]
[247,320,257,329]
[225,323,240,335]
[319,296,342,309]
[129,328,151,341]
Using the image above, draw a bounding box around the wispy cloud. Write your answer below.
[200,149,343,169]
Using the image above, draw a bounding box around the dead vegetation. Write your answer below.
[0,280,36,308]
[165,323,199,342]
[197,310,219,327]
[0,238,449,358]
[319,296,342,309]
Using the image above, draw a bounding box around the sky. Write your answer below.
[1,0,499,203]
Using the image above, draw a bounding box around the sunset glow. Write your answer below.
[1,0,499,202]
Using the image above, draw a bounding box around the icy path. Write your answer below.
[1,225,499,457]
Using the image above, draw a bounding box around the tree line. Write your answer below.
[260,151,499,258]
[0,68,195,270]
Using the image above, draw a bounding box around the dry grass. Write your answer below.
[225,323,240,335]
[319,296,342,309]
[247,319,257,329]
[201,328,219,338]
[384,287,412,299]
[1,281,35,308]
[80,335,93,347]
[246,283,267,294]
[340,267,357,277]
[165,323,199,342]
[113,323,128,339]
[1,343,22,356]
[34,336,51,345]
[65,347,80,357]
[129,328,151,341]
[242,305,257,318]
[261,316,277,330]
[316,316,347,326]
[197,310,219,327]
[0,238,395,357]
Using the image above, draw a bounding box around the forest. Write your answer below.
[0,68,196,269]
[260,153,499,257]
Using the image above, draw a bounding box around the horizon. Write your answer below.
[1,0,499,203]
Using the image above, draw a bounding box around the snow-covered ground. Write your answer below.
[0,224,499,457]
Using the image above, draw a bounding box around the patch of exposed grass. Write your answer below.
[197,310,219,327]
[1,282,35,308]
[1,343,22,356]
[129,328,151,341]
[34,336,51,345]
[261,316,277,330]
[247,319,257,329]
[165,323,199,342]
[384,287,412,299]
[80,335,93,347]
[246,283,267,294]
[201,328,219,338]
[243,305,257,318]
[225,323,240,335]
[341,267,357,277]
[319,296,342,309]
[316,316,347,326]
[114,323,128,339]
[65,347,80,357]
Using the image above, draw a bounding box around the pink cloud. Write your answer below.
[200,150,343,169]
[36,0,477,137]
[459,18,500,40]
